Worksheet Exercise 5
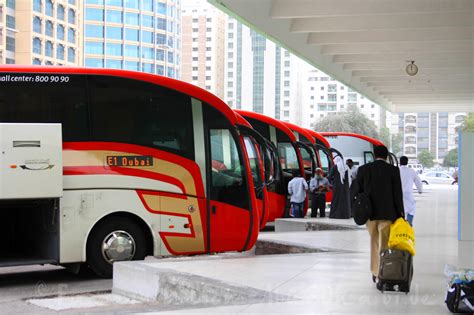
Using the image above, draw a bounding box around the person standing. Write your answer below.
[355,145,405,283]
[399,156,423,226]
[346,158,359,216]
[310,168,330,218]
[288,169,308,218]
[328,155,351,219]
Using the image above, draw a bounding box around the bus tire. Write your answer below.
[86,217,148,278]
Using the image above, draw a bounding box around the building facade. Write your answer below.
[181,0,225,99]
[0,0,81,65]
[397,112,466,162]
[83,0,181,79]
[301,69,383,130]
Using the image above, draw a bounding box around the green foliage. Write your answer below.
[391,133,404,157]
[379,127,391,148]
[314,105,379,139]
[443,148,458,167]
[417,150,435,168]
[462,113,474,132]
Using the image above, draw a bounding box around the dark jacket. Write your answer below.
[356,159,405,221]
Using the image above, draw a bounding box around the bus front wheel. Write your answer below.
[86,217,148,278]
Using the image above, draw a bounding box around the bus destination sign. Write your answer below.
[107,155,154,167]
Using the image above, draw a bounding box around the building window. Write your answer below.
[320,86,324,90]
[85,25,104,38]
[45,0,53,16]
[106,59,122,69]
[310,87,314,91]
[206,47,211,51]
[6,15,15,29]
[106,0,123,6]
[142,30,153,43]
[45,21,54,37]
[340,86,345,90]
[284,81,290,87]
[57,44,65,60]
[68,9,76,24]
[167,51,174,63]
[328,84,337,92]
[85,58,104,68]
[228,43,233,49]
[45,41,53,57]
[207,18,212,22]
[156,18,166,30]
[348,93,357,102]
[85,42,103,54]
[228,33,234,39]
[33,38,42,54]
[340,95,344,99]
[55,6,66,20]
[6,36,15,51]
[192,18,198,23]
[284,91,290,97]
[67,28,75,44]
[192,67,198,71]
[192,47,198,52]
[320,96,324,100]
[157,2,166,14]
[34,0,42,12]
[228,72,233,78]
[328,94,336,102]
[156,49,164,61]
[283,111,289,117]
[124,0,138,9]
[206,37,211,42]
[125,45,140,58]
[360,104,365,109]
[192,76,198,81]
[141,46,153,59]
[284,100,289,107]
[371,104,375,108]
[85,8,103,21]
[142,63,155,73]
[6,0,15,9]
[142,14,153,28]
[124,61,139,71]
[57,25,65,40]
[284,60,290,67]
[284,71,290,77]
[125,12,139,25]
[227,62,233,68]
[192,57,198,61]
[33,58,42,65]
[106,10,122,23]
[33,16,42,34]
[125,28,139,41]
[156,33,166,45]
[206,56,211,61]
[106,26,123,40]
[106,43,122,56]
[205,76,211,80]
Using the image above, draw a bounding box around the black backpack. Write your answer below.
[353,169,372,225]
[446,281,474,313]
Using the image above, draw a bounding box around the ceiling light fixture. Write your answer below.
[406,61,418,76]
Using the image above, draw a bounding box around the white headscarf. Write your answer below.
[334,156,350,186]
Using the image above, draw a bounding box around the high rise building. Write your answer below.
[224,19,306,121]
[181,0,225,99]
[0,0,82,65]
[83,0,181,79]
[302,69,383,130]
[397,112,466,162]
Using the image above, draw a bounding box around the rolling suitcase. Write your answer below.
[377,249,413,294]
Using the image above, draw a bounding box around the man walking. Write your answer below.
[356,145,405,283]
[310,168,330,218]
[288,169,308,218]
[399,156,423,226]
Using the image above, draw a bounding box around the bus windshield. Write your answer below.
[244,136,263,198]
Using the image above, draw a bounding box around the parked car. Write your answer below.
[420,171,456,185]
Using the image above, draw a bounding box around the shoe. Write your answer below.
[372,275,376,283]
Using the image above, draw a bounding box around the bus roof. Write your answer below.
[235,110,297,142]
[282,122,316,145]
[0,66,240,126]
[305,129,331,148]
[320,132,385,146]
[234,112,252,128]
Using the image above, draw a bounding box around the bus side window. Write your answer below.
[88,75,195,160]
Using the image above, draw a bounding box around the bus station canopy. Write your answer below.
[209,0,474,113]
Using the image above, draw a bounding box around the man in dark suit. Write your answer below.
[355,145,405,283]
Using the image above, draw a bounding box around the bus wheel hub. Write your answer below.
[101,231,136,264]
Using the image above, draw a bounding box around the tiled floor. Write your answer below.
[141,185,469,314]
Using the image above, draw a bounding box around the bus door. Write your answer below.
[389,152,399,166]
[297,141,316,180]
[316,144,334,175]
[207,126,256,253]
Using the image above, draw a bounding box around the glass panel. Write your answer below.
[125,12,139,25]
[86,42,104,54]
[85,58,104,67]
[86,8,104,21]
[106,26,123,40]
[125,28,139,41]
[210,129,248,208]
[124,44,139,57]
[106,10,122,23]
[278,143,299,170]
[142,15,154,28]
[57,25,65,40]
[85,25,104,38]
[244,137,263,195]
[106,43,122,56]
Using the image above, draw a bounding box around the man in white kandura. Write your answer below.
[399,156,423,226]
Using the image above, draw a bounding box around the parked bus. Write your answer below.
[282,122,318,179]
[235,110,306,219]
[305,129,336,175]
[0,66,262,277]
[321,132,398,166]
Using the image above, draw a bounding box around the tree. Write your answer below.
[379,127,391,149]
[391,133,403,157]
[443,148,458,167]
[417,150,435,168]
[314,105,379,139]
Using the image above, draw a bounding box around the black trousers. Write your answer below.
[311,193,326,218]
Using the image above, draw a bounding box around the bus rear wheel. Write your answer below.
[86,217,148,278]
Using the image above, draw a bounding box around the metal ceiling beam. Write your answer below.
[333,52,474,63]
[291,12,472,33]
[308,27,472,45]
[270,0,472,18]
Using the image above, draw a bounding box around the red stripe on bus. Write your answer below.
[64,166,187,195]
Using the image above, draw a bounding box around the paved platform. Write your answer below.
[110,184,470,314]
[274,217,364,233]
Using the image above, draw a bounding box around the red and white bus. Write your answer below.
[236,110,306,219]
[283,122,318,179]
[320,132,398,166]
[0,66,263,277]
[305,129,336,175]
